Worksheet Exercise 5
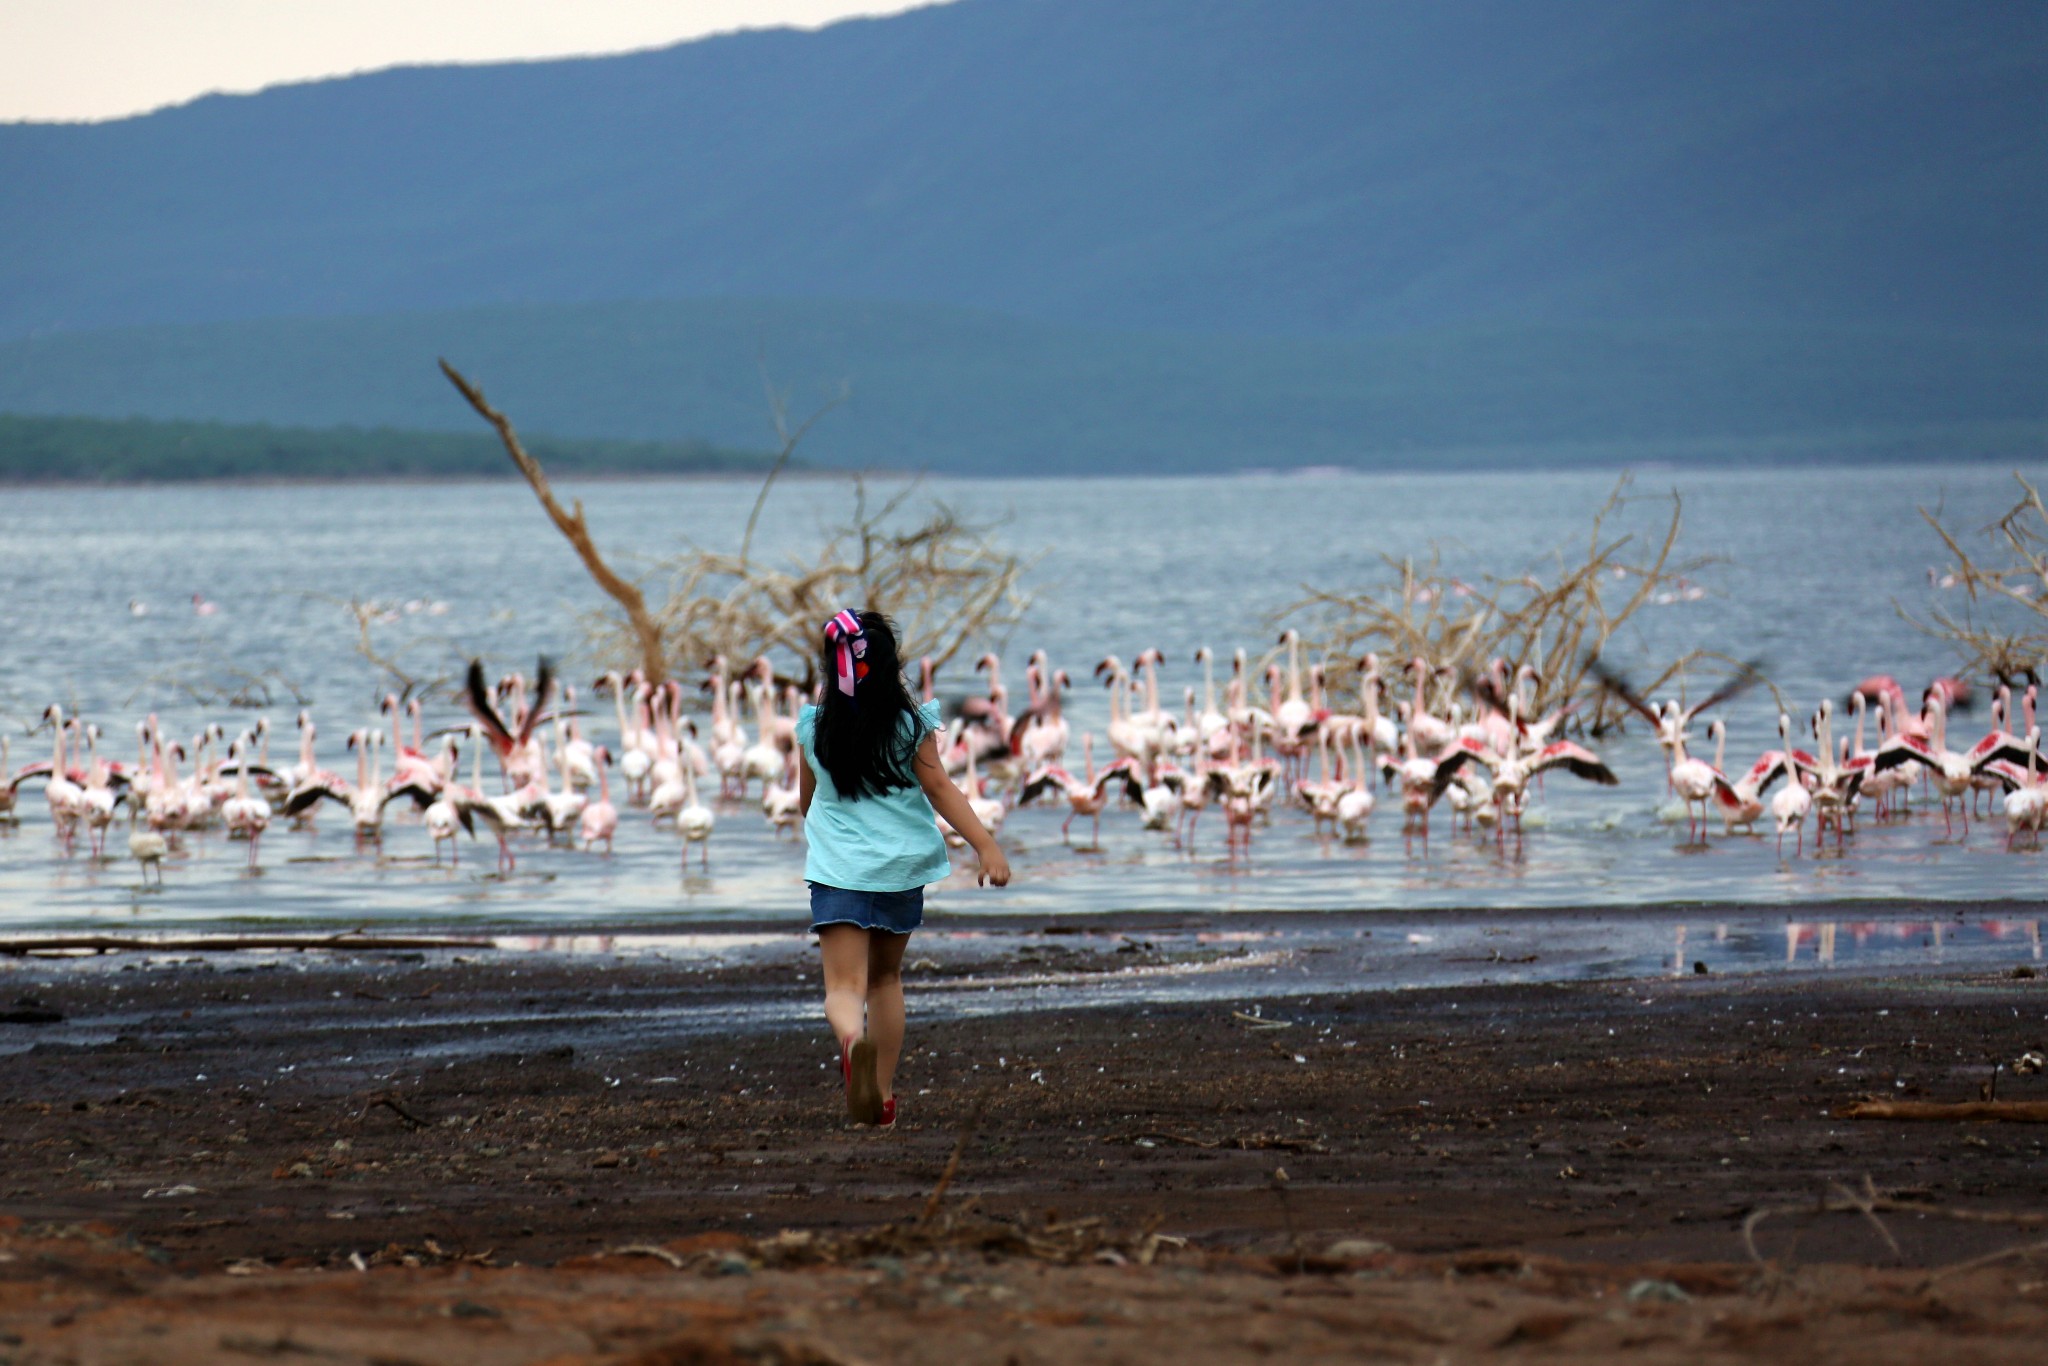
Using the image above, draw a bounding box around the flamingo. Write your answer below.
[1191,647,1234,759]
[1335,735,1375,842]
[381,694,439,794]
[598,672,653,800]
[1012,658,1071,773]
[129,825,169,886]
[763,748,804,838]
[1136,759,1186,841]
[1986,728,2045,849]
[1872,695,2033,838]
[220,736,273,869]
[1769,715,1813,856]
[1705,721,1787,835]
[470,660,553,790]
[36,706,87,850]
[422,744,475,865]
[1664,701,1722,842]
[1591,658,1762,789]
[1223,648,1267,738]
[939,741,1005,848]
[1431,732,1619,840]
[537,713,588,839]
[738,668,785,797]
[578,746,620,852]
[558,687,599,790]
[1295,727,1346,836]
[1805,702,1864,847]
[676,758,715,869]
[448,725,530,875]
[1019,734,1137,847]
[1205,720,1282,854]
[1402,658,1454,758]
[1274,630,1316,743]
[67,724,125,858]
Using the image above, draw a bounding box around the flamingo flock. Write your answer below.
[4,643,2046,890]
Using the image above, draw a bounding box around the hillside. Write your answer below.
[1,0,2040,341]
[0,412,773,483]
[0,301,2038,474]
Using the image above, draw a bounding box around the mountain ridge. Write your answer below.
[1,0,2040,340]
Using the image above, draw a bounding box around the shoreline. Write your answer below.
[0,452,2034,490]
[4,892,2036,935]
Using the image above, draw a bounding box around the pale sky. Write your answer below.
[0,1,948,123]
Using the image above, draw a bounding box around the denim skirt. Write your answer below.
[809,882,925,935]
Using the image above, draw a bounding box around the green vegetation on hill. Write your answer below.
[0,300,2039,475]
[0,412,774,483]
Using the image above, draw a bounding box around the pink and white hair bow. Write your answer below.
[823,610,868,699]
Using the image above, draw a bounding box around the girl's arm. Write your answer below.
[799,750,816,816]
[913,733,1011,886]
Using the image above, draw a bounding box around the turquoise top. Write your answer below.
[795,698,954,892]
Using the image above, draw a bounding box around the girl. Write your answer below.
[796,610,1010,1126]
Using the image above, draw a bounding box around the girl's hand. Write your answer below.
[976,845,1011,887]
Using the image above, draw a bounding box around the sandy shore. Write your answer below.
[0,912,2043,1362]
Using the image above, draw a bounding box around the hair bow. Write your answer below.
[823,610,869,700]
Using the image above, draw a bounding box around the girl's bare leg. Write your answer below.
[866,930,912,1099]
[819,925,871,1048]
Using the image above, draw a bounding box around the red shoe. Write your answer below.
[878,1096,897,1127]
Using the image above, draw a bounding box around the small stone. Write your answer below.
[1322,1238,1392,1260]
[1626,1279,1691,1303]
[591,1152,624,1169]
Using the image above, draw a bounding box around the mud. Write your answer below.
[0,915,2044,1362]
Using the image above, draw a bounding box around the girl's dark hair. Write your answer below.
[812,610,922,800]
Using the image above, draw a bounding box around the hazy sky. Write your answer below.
[1,1,946,123]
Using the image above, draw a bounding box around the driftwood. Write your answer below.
[440,359,671,685]
[1283,475,1737,735]
[604,475,1031,684]
[0,932,493,957]
[1906,472,2048,685]
[1836,1099,2048,1123]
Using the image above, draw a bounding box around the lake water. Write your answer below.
[1,463,2043,935]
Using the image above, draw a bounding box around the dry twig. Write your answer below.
[919,1086,996,1228]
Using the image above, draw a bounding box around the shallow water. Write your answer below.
[1,463,2043,931]
[5,910,2037,1062]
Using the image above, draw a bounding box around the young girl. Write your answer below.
[796,610,1010,1126]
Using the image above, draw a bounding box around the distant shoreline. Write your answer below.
[0,450,2035,489]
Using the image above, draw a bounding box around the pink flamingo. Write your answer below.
[579,746,619,852]
[1019,734,1138,847]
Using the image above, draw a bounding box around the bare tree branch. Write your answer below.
[439,359,670,685]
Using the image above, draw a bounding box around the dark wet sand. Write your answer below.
[0,910,2043,1362]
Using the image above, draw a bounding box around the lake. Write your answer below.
[1,462,2043,933]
